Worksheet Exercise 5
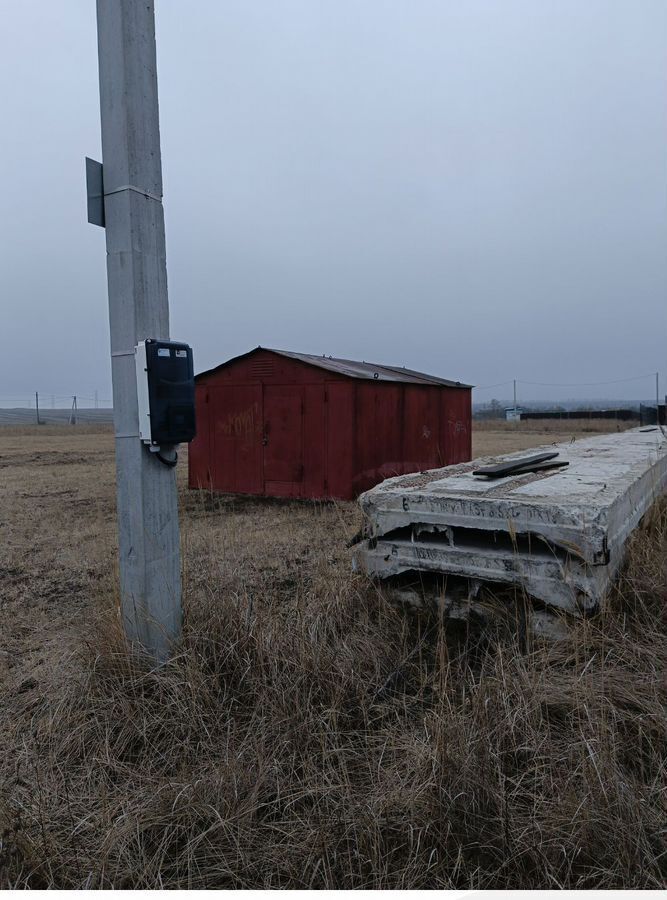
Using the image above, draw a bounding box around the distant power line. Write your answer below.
[474,380,515,390]
[0,407,114,425]
[0,393,112,407]
[475,372,658,391]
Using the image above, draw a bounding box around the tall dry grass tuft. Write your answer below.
[1,494,666,888]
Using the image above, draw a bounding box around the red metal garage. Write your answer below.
[188,347,472,500]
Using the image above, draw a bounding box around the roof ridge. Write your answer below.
[196,347,473,388]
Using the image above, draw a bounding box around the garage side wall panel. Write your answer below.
[188,383,211,488]
[441,388,472,464]
[303,384,327,497]
[209,384,263,493]
[402,386,441,472]
[326,382,355,499]
[352,382,403,495]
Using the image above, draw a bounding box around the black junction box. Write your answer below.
[137,339,196,445]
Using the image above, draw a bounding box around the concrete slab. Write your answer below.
[353,429,667,613]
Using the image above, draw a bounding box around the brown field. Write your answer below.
[1,421,665,888]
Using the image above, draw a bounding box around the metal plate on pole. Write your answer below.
[86,156,105,227]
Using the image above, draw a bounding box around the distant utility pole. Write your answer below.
[656,372,660,425]
[94,389,99,410]
[513,379,517,410]
[35,391,40,425]
[93,0,181,661]
[70,395,77,425]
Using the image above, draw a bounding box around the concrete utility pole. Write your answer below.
[656,372,660,425]
[35,391,40,425]
[95,0,181,661]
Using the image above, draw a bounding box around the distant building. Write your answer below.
[189,347,472,500]
[638,404,666,426]
[505,406,524,422]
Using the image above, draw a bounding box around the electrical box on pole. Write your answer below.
[135,339,196,446]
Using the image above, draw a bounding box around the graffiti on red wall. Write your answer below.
[218,402,262,439]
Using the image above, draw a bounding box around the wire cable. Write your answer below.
[474,380,515,390]
[155,450,178,468]
[519,373,656,388]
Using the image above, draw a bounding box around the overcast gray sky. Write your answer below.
[1,0,666,406]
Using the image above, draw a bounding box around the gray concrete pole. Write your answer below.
[96,0,181,661]
[656,372,660,424]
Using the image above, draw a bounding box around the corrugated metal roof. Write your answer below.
[197,347,472,388]
[272,350,472,387]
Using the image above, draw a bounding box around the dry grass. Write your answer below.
[0,423,113,437]
[474,417,636,434]
[1,425,665,888]
[471,418,636,459]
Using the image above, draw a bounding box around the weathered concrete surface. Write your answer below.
[359,533,613,611]
[382,584,570,640]
[354,429,667,613]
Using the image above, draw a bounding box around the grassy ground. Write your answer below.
[0,422,665,888]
